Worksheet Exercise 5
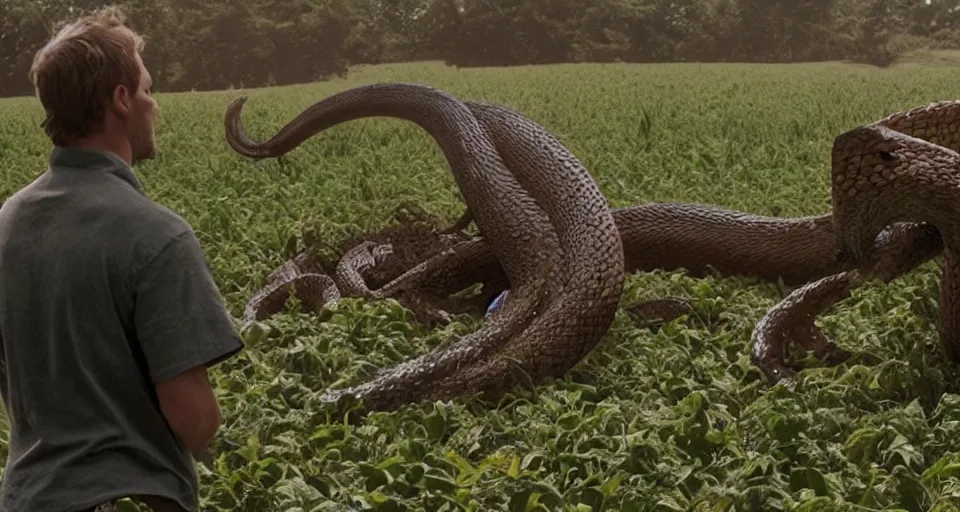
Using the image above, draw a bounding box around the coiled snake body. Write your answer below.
[225,83,625,410]
[228,87,960,395]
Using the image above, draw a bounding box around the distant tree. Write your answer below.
[0,0,949,97]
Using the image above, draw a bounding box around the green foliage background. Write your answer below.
[3,59,960,510]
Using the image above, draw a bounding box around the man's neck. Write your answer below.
[65,134,132,166]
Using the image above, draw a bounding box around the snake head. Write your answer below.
[831,124,960,265]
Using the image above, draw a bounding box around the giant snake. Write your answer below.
[225,87,960,405]
[224,83,625,411]
[753,108,960,384]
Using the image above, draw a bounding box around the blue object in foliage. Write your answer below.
[485,290,510,316]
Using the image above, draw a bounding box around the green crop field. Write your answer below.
[3,57,960,511]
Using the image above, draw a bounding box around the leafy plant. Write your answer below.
[2,59,960,510]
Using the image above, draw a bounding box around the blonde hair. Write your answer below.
[29,6,145,146]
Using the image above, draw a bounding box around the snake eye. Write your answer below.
[878,151,896,162]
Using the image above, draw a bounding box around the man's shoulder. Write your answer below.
[2,163,191,237]
[74,180,195,255]
[124,197,193,240]
[0,170,50,216]
[113,199,202,277]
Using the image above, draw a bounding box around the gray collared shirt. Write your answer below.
[0,146,244,512]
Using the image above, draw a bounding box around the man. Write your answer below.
[0,6,244,512]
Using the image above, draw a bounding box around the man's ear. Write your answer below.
[111,83,132,119]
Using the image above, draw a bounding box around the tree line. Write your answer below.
[1,0,959,97]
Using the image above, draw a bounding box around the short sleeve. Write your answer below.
[133,230,244,384]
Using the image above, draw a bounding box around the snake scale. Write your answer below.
[225,83,625,410]
[227,85,960,399]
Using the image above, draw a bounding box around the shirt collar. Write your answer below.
[49,146,145,194]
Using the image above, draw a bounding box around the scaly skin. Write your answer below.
[751,270,866,384]
[333,241,394,298]
[834,124,960,360]
[236,96,960,386]
[752,114,960,384]
[240,203,492,327]
[429,100,960,290]
[240,249,341,328]
[242,101,959,329]
[224,82,625,410]
[247,199,939,322]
